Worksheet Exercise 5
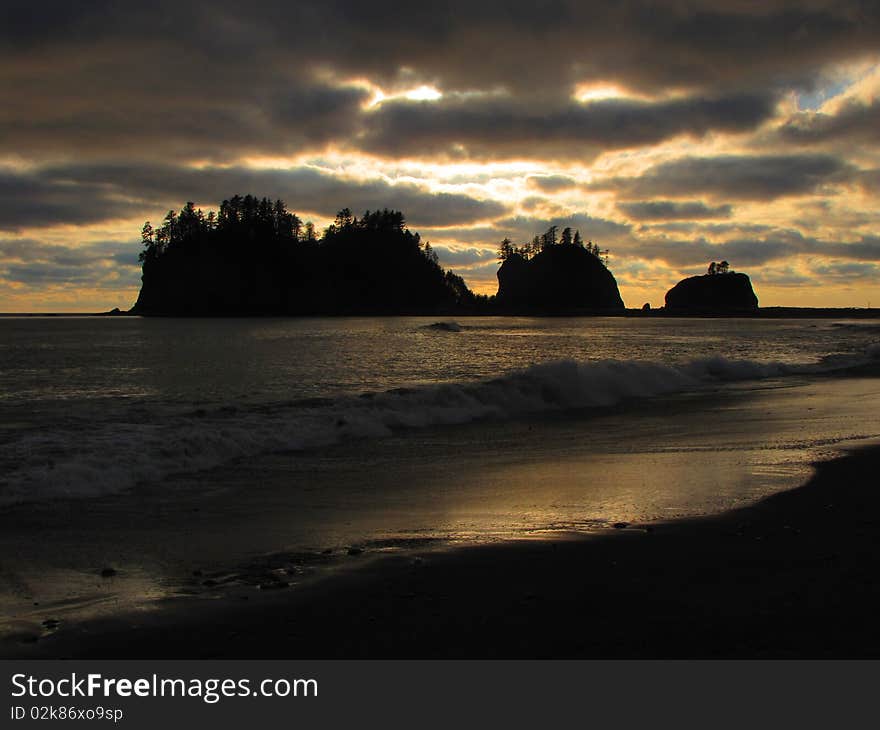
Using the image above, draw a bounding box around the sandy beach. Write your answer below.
[3,433,879,659]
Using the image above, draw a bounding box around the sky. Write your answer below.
[2,0,880,311]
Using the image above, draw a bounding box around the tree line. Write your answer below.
[139,195,308,262]
[498,225,609,267]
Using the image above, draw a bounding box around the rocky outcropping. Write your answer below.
[496,245,625,312]
[664,272,758,313]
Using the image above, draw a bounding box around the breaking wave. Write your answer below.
[2,346,878,506]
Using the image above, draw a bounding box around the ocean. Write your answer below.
[1,315,880,630]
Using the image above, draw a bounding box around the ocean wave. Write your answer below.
[1,346,877,506]
[422,321,463,332]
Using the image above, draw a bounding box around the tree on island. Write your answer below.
[707,260,731,275]
[497,225,610,268]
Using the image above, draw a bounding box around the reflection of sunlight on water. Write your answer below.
[435,448,814,538]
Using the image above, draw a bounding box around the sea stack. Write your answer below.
[496,245,625,312]
[665,265,758,313]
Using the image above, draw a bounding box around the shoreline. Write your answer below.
[6,441,880,659]
[2,307,880,319]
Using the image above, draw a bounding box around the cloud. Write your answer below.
[778,98,880,145]
[637,222,773,236]
[598,154,854,201]
[7,2,875,164]
[356,92,778,160]
[0,169,143,231]
[810,261,880,280]
[0,79,369,163]
[617,201,733,220]
[0,238,140,287]
[429,245,497,267]
[527,175,579,192]
[416,226,501,244]
[0,164,509,229]
[632,231,880,269]
[495,213,632,246]
[856,169,880,193]
[5,2,878,98]
[444,259,503,284]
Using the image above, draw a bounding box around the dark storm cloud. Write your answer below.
[838,236,880,260]
[811,261,880,280]
[618,201,734,220]
[598,154,854,201]
[0,238,139,267]
[778,99,880,145]
[0,169,142,231]
[633,231,880,268]
[6,1,877,93]
[0,164,508,229]
[637,222,773,236]
[2,2,878,163]
[0,238,140,286]
[638,237,798,268]
[356,92,778,160]
[0,75,369,162]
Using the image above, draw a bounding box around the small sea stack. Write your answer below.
[665,262,758,314]
[496,232,625,312]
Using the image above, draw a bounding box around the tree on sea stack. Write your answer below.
[708,261,731,275]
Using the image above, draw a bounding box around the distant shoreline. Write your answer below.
[3,307,880,319]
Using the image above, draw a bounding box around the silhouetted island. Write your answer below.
[496,227,625,312]
[131,197,627,316]
[132,197,479,315]
[665,261,759,313]
[115,200,880,318]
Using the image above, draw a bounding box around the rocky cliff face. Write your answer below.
[496,246,625,312]
[664,272,759,313]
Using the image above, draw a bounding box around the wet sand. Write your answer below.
[6,439,880,659]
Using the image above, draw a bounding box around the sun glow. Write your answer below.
[404,85,443,102]
[573,83,637,103]
[359,81,443,108]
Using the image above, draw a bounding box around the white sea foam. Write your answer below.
[1,346,877,506]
